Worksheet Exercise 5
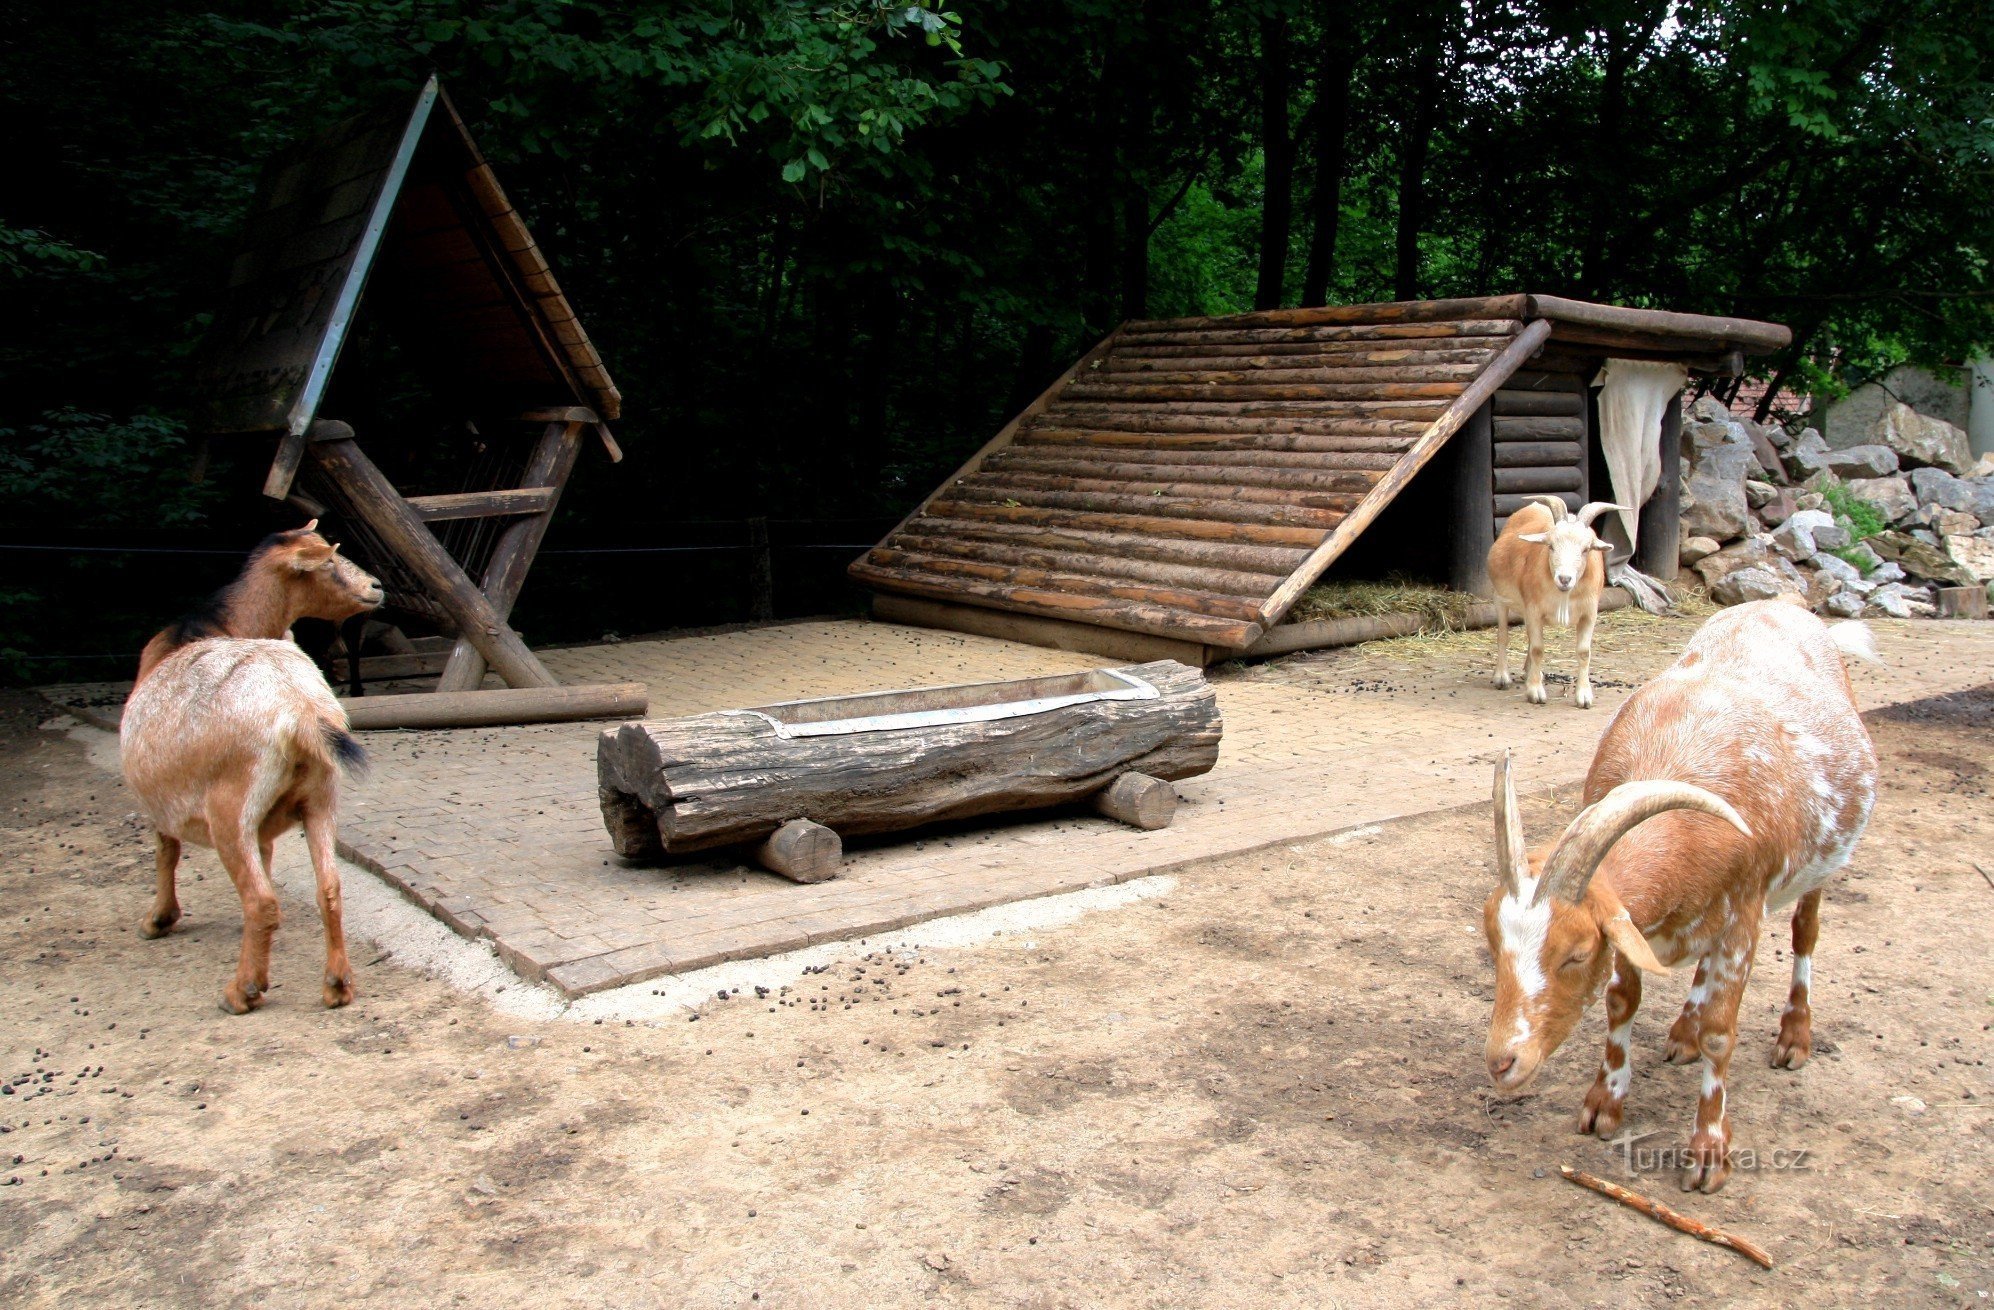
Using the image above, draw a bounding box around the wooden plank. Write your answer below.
[904,515,1310,575]
[1004,439,1407,467]
[865,548,1270,621]
[981,448,1383,492]
[1022,411,1431,436]
[921,499,1324,548]
[1256,318,1556,629]
[847,561,1264,648]
[1095,363,1484,386]
[1526,294,1791,354]
[1495,490,1582,517]
[945,481,1347,529]
[1492,416,1586,441]
[1493,466,1584,493]
[517,406,599,423]
[437,419,586,692]
[1123,297,1531,332]
[963,469,1366,514]
[1493,441,1584,468]
[1491,390,1585,417]
[1060,381,1466,403]
[871,594,1212,666]
[889,531,1283,597]
[1104,345,1497,371]
[304,435,557,689]
[1111,319,1522,346]
[405,486,557,522]
[343,682,647,731]
[1051,399,1452,421]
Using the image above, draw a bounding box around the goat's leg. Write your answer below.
[1773,889,1821,1069]
[1664,958,1711,1064]
[303,804,353,1009]
[1573,600,1599,709]
[1492,602,1514,689]
[140,832,182,938]
[1682,915,1759,1194]
[1523,611,1548,705]
[209,790,280,1015]
[1579,961,1642,1136]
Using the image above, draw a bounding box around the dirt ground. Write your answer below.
[1,661,1990,1308]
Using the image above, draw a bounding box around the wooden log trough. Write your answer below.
[597,660,1221,882]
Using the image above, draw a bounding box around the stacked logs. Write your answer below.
[850,299,1526,649]
[1490,362,1590,535]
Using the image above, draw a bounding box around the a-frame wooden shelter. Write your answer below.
[850,295,1789,665]
[193,76,621,693]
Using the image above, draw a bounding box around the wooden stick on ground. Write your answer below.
[1557,1166,1774,1269]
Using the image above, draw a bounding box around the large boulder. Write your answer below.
[1680,403,1757,541]
[1845,475,1918,524]
[1695,534,1809,604]
[1841,540,1885,573]
[1820,590,1865,618]
[1791,444,1901,481]
[1680,535,1722,567]
[1945,533,1994,582]
[1771,509,1841,561]
[1909,467,1994,523]
[1871,401,1975,475]
[1822,365,1970,448]
[1709,566,1798,606]
[1868,530,1979,588]
[1866,582,1937,619]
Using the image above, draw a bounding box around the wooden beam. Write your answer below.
[1256,318,1556,628]
[1446,401,1495,597]
[304,435,557,689]
[1122,296,1532,332]
[406,486,558,522]
[517,406,599,423]
[342,682,646,731]
[436,419,586,692]
[1526,294,1791,354]
[262,419,350,501]
[871,594,1213,667]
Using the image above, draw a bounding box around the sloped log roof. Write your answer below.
[850,295,1787,650]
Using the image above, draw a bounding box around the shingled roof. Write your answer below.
[850,294,1788,653]
[193,76,620,436]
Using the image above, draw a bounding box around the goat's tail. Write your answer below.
[319,721,369,778]
[1828,620,1884,667]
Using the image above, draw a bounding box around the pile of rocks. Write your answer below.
[1677,395,1994,620]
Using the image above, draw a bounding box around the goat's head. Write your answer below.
[263,519,385,622]
[1517,498,1626,593]
[1479,753,1749,1094]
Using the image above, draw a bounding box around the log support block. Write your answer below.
[1936,586,1989,620]
[1092,772,1178,830]
[755,819,843,883]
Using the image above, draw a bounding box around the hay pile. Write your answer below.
[1286,577,1480,630]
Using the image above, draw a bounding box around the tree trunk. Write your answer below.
[1254,12,1296,311]
[1394,3,1444,301]
[1301,6,1356,307]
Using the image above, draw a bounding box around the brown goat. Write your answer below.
[136,520,383,686]
[1486,496,1624,708]
[123,638,366,1012]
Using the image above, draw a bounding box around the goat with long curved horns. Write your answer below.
[1481,600,1880,1192]
[1487,495,1627,708]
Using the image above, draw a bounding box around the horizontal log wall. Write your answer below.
[1489,369,1589,537]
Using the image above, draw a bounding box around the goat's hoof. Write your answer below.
[1492,672,1513,690]
[1526,686,1548,706]
[1575,688,1595,709]
[139,910,180,939]
[1577,1086,1625,1138]
[1664,1018,1701,1064]
[1772,1026,1812,1069]
[219,982,263,1015]
[1679,1137,1731,1193]
[323,973,354,1009]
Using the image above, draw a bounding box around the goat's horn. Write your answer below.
[1574,501,1630,529]
[1532,781,1752,907]
[1493,752,1527,895]
[1523,494,1569,522]
[301,517,319,533]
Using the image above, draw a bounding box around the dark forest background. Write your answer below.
[3,0,1991,679]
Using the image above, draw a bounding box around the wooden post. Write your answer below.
[747,516,774,622]
[305,435,558,689]
[754,819,842,883]
[1633,392,1683,580]
[436,418,587,692]
[342,682,647,731]
[1092,772,1178,830]
[1446,400,1495,596]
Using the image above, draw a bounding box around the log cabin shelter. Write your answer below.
[850,294,1790,666]
[190,75,621,693]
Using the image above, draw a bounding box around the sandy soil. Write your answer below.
[0,669,1989,1308]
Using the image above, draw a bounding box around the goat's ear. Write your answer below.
[301,518,319,533]
[1519,532,1548,544]
[1590,539,1612,552]
[1601,910,1669,974]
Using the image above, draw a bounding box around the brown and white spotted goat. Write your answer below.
[1481,600,1879,1192]
[1487,495,1626,708]
[122,524,381,1013]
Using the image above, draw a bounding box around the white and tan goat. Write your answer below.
[1487,496,1626,708]
[1481,600,1879,1193]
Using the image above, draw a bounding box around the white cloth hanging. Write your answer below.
[1591,358,1689,552]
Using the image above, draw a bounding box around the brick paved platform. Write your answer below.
[47,615,1994,996]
